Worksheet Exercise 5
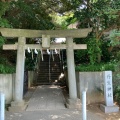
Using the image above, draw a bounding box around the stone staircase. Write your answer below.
[35,53,62,85]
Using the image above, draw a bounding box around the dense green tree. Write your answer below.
[0,1,11,47]
[73,0,120,64]
[5,0,54,30]
[0,0,120,72]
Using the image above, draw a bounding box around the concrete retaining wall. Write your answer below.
[76,72,104,104]
[0,71,35,104]
[0,74,15,104]
[65,71,105,104]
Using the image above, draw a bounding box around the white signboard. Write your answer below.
[103,71,113,106]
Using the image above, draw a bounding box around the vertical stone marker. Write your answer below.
[100,71,119,113]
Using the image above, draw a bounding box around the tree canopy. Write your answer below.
[0,0,120,73]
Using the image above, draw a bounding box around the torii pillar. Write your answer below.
[66,37,77,99]
[10,37,26,111]
[66,37,81,108]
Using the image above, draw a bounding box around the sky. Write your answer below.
[55,38,66,43]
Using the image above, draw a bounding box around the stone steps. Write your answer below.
[35,54,63,85]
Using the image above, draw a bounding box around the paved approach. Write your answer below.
[5,85,105,120]
[26,85,66,111]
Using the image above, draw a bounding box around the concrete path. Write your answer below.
[6,109,104,120]
[5,85,106,120]
[26,85,66,111]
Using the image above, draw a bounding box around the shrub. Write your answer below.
[0,64,15,73]
[75,62,116,72]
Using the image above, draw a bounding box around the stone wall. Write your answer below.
[0,74,15,104]
[65,71,105,104]
[0,71,35,104]
[76,72,104,104]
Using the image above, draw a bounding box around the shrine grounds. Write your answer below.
[5,86,120,120]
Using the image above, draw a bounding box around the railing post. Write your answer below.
[82,91,87,120]
[0,93,5,120]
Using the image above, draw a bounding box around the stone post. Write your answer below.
[100,71,119,113]
[66,37,77,99]
[9,37,26,112]
[66,37,81,109]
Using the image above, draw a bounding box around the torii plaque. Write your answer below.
[0,27,92,111]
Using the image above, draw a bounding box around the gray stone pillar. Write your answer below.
[9,37,26,112]
[66,37,77,99]
[66,37,81,109]
[15,37,25,101]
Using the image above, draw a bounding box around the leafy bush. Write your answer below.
[0,58,15,74]
[0,36,5,47]
[0,64,15,74]
[114,85,120,105]
[113,61,120,104]
[0,18,11,28]
[75,62,116,72]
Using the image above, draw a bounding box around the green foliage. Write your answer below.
[73,0,120,65]
[7,0,54,30]
[38,0,81,14]
[0,18,11,28]
[75,36,103,65]
[0,1,11,51]
[51,12,77,29]
[0,58,15,73]
[108,30,120,46]
[0,2,11,28]
[74,0,120,31]
[0,1,9,17]
[87,37,101,64]
[0,64,15,74]
[25,51,38,71]
[75,62,116,72]
[0,0,56,73]
[0,36,5,47]
[117,51,120,61]
[113,67,120,104]
[114,86,120,104]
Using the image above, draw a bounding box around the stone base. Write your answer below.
[9,100,27,112]
[66,98,82,110]
[100,104,119,113]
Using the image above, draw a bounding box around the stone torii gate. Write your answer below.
[0,27,92,111]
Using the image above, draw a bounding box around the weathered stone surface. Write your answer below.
[0,27,92,38]
[6,108,104,120]
[14,37,26,102]
[9,104,27,112]
[76,72,104,104]
[100,104,119,113]
[26,85,66,111]
[100,71,119,113]
[103,71,113,106]
[65,98,82,110]
[0,74,15,104]
[66,37,77,99]
[42,35,50,48]
[3,43,87,50]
